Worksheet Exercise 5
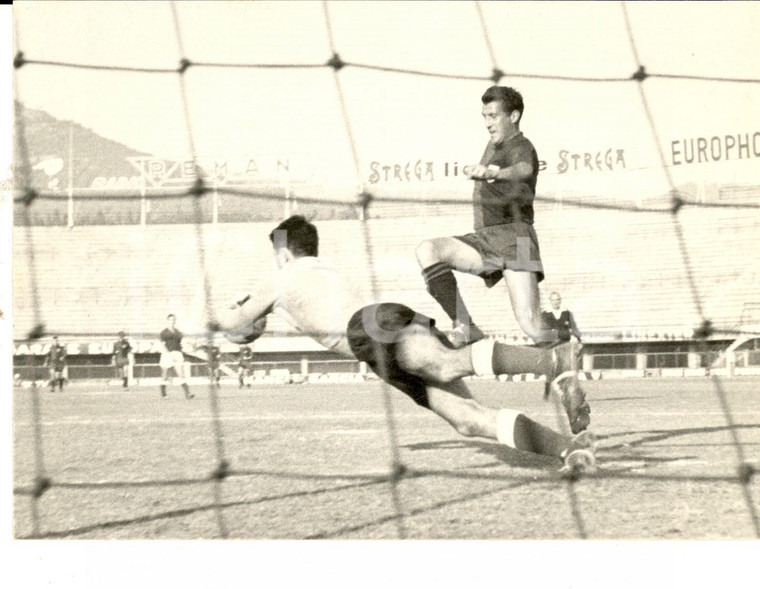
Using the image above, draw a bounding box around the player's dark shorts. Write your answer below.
[346,303,452,409]
[454,221,544,287]
[114,357,129,368]
[50,363,66,372]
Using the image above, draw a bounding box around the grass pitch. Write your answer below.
[12,377,760,539]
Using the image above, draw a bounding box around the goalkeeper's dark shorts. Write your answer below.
[454,221,545,287]
[347,303,451,409]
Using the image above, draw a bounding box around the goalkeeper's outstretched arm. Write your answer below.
[216,283,276,336]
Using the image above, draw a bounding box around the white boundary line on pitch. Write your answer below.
[13,410,760,428]
[12,413,434,427]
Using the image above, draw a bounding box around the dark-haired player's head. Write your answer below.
[481,86,524,118]
[481,86,524,145]
[269,215,319,267]
[118,330,125,338]
[167,314,176,327]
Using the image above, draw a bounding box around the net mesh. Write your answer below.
[11,1,759,539]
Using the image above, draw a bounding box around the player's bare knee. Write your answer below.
[397,333,460,383]
[428,356,465,383]
[399,352,442,381]
[395,341,430,377]
[416,239,442,266]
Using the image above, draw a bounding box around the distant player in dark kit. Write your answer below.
[196,341,222,386]
[45,335,67,392]
[217,216,594,473]
[112,331,133,390]
[238,344,254,388]
[159,314,194,399]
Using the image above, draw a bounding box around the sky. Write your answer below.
[9,0,760,203]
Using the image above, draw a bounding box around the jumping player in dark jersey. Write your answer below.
[416,85,550,346]
[415,85,590,428]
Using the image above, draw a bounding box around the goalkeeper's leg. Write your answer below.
[426,381,595,470]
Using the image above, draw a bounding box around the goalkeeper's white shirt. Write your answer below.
[272,256,366,356]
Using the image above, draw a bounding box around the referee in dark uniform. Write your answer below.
[541,291,582,343]
[542,292,582,399]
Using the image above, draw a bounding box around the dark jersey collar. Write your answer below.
[493,131,523,149]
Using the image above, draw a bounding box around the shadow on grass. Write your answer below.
[16,443,572,540]
[16,477,385,540]
[592,396,658,402]
[306,477,536,539]
[23,425,756,540]
[602,423,760,450]
[590,423,760,477]
[403,438,563,470]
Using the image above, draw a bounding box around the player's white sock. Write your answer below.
[496,408,521,448]
[496,408,568,457]
[471,338,495,376]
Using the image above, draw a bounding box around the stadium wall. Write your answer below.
[12,335,760,388]
[12,206,760,342]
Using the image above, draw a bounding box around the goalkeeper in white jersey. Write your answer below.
[217,216,594,473]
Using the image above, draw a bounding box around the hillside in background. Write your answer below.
[14,101,148,192]
[11,103,342,225]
